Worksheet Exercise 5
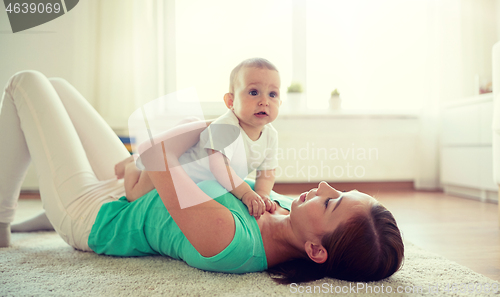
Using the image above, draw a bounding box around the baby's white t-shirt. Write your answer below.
[178,110,279,184]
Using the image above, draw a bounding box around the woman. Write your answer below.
[0,71,404,284]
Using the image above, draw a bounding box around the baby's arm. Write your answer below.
[115,155,135,179]
[123,160,155,202]
[255,170,277,213]
[207,149,266,218]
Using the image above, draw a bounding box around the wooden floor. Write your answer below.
[19,189,499,281]
[372,190,500,282]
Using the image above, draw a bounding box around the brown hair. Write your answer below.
[267,203,404,284]
[229,58,279,93]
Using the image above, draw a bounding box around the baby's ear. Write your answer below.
[223,93,234,109]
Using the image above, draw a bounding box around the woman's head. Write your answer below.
[319,202,404,282]
[269,182,404,283]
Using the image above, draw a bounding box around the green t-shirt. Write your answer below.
[87,180,292,274]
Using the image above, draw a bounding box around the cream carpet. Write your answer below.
[3,233,500,296]
[1,201,499,296]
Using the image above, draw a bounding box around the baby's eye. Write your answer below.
[324,198,332,207]
[249,90,258,96]
[270,92,278,98]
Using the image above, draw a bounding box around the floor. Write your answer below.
[374,191,500,282]
[17,189,500,281]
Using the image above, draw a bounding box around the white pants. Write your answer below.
[0,71,130,251]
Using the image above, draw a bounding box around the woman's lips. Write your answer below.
[299,193,306,202]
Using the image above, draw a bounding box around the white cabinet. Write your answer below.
[272,111,420,183]
[440,94,498,202]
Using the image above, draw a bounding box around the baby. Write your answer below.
[117,58,282,218]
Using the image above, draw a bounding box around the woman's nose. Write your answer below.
[317,181,341,198]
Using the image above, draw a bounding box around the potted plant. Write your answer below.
[286,82,304,111]
[329,88,341,110]
[287,82,303,93]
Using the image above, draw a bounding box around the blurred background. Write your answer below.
[1,0,499,196]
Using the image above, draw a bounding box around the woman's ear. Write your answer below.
[224,93,234,109]
[304,241,328,264]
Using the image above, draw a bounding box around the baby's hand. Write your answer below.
[114,156,134,179]
[241,191,266,219]
[256,192,277,214]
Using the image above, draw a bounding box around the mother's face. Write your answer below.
[289,181,375,243]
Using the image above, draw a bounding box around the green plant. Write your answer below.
[331,89,340,97]
[287,82,303,93]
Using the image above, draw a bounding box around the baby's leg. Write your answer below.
[176,116,202,126]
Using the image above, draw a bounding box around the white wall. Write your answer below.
[0,1,97,106]
[457,0,498,99]
[0,3,98,190]
[497,0,500,42]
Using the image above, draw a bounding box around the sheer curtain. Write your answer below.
[92,0,292,127]
[93,0,173,128]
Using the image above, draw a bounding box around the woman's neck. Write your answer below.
[258,212,305,268]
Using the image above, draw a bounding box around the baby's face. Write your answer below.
[230,67,281,134]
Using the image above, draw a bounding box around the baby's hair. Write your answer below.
[229,58,279,93]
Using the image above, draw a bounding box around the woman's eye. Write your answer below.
[325,198,332,207]
[250,90,258,96]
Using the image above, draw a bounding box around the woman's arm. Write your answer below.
[141,121,235,257]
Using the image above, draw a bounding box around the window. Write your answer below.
[175,0,292,103]
[172,0,472,111]
[305,0,429,110]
